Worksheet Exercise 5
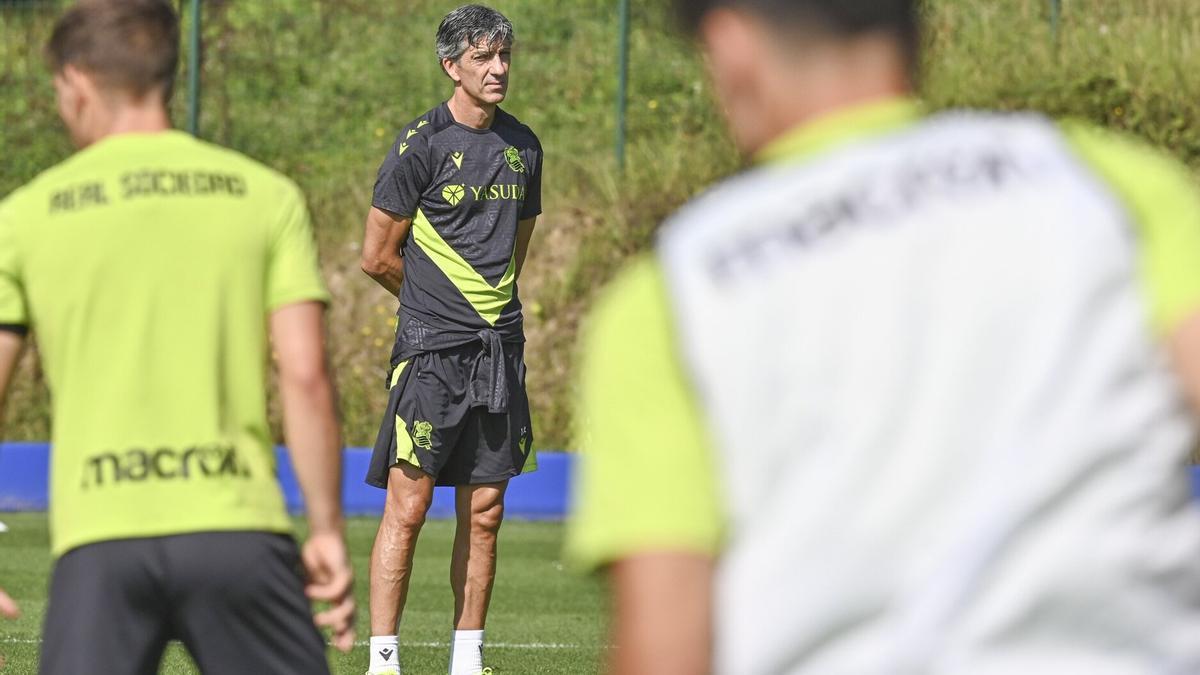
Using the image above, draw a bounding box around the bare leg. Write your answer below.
[369,463,436,635]
[451,480,508,629]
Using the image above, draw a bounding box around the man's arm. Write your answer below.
[0,330,24,621]
[269,301,355,652]
[565,258,724,672]
[1168,313,1200,416]
[0,330,25,418]
[0,589,17,619]
[360,206,413,296]
[514,216,536,280]
[0,585,14,670]
[609,553,714,675]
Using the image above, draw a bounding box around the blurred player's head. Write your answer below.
[45,0,179,148]
[674,0,919,155]
[436,4,514,105]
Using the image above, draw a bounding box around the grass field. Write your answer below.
[0,514,606,674]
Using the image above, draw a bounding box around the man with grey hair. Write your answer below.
[359,4,542,675]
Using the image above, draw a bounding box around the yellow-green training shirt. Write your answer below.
[0,130,329,556]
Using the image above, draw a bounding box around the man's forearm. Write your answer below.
[280,370,344,534]
[0,331,26,423]
[514,217,536,280]
[271,303,345,535]
[1169,312,1200,416]
[361,208,413,296]
[0,588,18,619]
[363,255,405,297]
[609,553,714,675]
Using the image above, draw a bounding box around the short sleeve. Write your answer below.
[372,132,432,218]
[0,205,29,332]
[266,183,330,311]
[1062,122,1200,334]
[519,139,542,220]
[564,255,723,572]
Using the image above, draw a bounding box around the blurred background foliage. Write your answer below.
[3,0,1200,449]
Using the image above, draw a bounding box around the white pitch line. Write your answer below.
[348,638,590,648]
[1,637,589,650]
[355,641,588,650]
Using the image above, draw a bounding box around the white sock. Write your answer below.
[369,635,401,673]
[448,629,484,675]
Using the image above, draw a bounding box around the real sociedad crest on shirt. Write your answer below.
[504,146,526,173]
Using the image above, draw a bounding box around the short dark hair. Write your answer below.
[46,0,180,102]
[675,0,920,73]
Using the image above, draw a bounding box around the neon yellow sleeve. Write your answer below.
[1062,122,1200,333]
[0,203,28,328]
[266,181,331,310]
[564,255,723,572]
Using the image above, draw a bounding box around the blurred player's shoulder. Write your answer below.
[1052,118,1200,232]
[1056,118,1200,203]
[180,133,308,204]
[1055,118,1200,331]
[1,131,308,222]
[655,107,1188,244]
[587,254,666,330]
[1058,117,1185,161]
[0,143,99,217]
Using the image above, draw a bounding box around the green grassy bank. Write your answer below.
[3,0,1200,448]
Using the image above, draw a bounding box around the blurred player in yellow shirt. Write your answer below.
[0,2,354,672]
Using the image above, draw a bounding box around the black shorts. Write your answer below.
[367,340,535,488]
[40,532,329,675]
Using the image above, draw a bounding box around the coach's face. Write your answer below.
[444,40,511,105]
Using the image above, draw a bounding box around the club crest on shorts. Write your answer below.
[503,146,526,173]
[413,420,434,450]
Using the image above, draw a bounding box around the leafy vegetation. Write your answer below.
[3,0,1200,448]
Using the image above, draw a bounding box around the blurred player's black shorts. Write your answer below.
[367,338,534,489]
[40,531,328,675]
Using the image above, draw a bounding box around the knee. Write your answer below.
[472,501,504,534]
[387,494,430,533]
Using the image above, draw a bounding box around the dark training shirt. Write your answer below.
[373,102,543,363]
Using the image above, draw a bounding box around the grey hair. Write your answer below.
[435,5,514,63]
